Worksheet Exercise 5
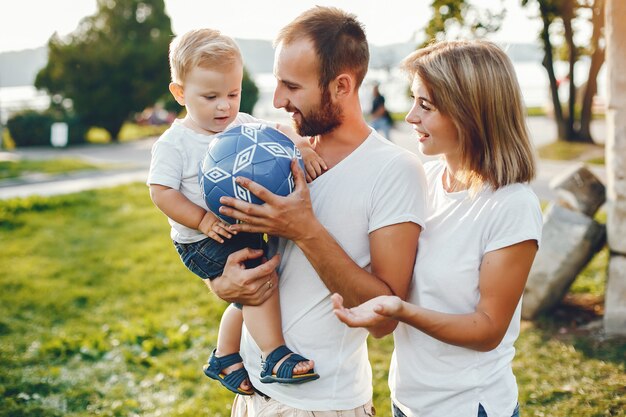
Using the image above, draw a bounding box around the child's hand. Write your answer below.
[300,145,327,183]
[276,123,327,182]
[198,211,235,243]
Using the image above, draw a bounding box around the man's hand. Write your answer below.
[197,211,235,243]
[218,159,321,242]
[207,248,280,306]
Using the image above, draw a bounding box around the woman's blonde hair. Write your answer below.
[401,40,535,192]
[169,28,242,84]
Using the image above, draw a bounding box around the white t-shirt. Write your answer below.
[390,160,543,417]
[239,130,428,411]
[147,113,263,243]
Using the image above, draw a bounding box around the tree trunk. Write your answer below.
[604,0,626,336]
[580,0,605,142]
[539,3,566,140]
[106,121,124,142]
[562,0,579,140]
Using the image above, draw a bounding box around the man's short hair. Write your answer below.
[169,28,242,84]
[275,6,369,90]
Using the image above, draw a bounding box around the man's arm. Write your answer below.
[334,240,538,349]
[218,160,421,309]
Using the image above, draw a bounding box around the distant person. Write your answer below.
[333,40,543,417]
[147,28,325,396]
[370,83,393,139]
[212,6,427,416]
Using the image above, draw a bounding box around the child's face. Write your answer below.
[172,63,243,135]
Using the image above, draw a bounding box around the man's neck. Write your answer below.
[313,117,372,170]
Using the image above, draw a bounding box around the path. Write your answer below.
[0,117,607,201]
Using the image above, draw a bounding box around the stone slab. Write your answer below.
[522,203,607,319]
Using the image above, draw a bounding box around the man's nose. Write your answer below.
[273,87,287,109]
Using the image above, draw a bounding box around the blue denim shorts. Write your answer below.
[392,402,520,417]
[174,232,267,280]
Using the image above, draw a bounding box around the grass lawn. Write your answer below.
[86,123,169,144]
[1,184,624,416]
[0,158,102,181]
[537,141,606,165]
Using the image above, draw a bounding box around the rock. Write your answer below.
[604,255,626,335]
[522,203,607,319]
[550,163,606,218]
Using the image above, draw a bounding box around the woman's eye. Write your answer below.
[419,99,432,111]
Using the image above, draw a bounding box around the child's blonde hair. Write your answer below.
[169,28,242,84]
[401,40,536,192]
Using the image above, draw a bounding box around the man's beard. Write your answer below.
[292,89,343,137]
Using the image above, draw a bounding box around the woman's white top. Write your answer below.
[390,160,543,417]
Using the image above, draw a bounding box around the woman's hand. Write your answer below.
[332,293,404,330]
[206,248,280,306]
[218,159,322,243]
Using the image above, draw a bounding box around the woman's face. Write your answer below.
[405,77,460,163]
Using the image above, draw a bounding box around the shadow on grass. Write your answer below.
[534,295,626,367]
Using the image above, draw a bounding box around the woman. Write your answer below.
[333,40,543,417]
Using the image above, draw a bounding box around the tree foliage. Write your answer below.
[35,0,173,140]
[422,0,505,47]
[240,68,260,115]
[423,0,605,143]
[521,0,605,143]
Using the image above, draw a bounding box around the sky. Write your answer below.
[0,0,544,53]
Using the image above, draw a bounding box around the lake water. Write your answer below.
[0,61,606,124]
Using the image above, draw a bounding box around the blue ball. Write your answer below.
[199,123,305,224]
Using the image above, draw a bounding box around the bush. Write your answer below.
[6,111,53,147]
[7,110,87,148]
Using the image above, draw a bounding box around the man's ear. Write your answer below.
[169,82,185,106]
[330,73,354,100]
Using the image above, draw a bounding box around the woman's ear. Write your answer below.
[169,82,185,106]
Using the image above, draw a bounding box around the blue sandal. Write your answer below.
[203,349,254,395]
[260,345,320,384]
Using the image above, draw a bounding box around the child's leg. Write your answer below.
[242,289,314,375]
[214,304,251,392]
[216,304,243,356]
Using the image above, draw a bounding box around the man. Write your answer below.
[208,6,428,416]
[370,83,393,139]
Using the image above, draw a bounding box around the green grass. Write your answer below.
[0,158,102,181]
[537,141,605,165]
[87,123,169,144]
[389,107,549,122]
[0,184,624,416]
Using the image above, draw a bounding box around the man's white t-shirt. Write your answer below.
[390,160,543,417]
[239,130,428,411]
[147,113,262,244]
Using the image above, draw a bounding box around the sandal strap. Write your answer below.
[276,353,309,379]
[261,345,313,379]
[208,349,244,372]
[261,345,292,376]
[222,367,249,389]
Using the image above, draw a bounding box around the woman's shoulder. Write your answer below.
[490,182,540,204]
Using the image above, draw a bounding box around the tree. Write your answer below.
[422,0,505,47]
[35,0,173,141]
[424,0,605,143]
[522,0,605,143]
[240,68,259,115]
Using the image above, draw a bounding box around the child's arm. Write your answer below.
[149,184,234,243]
[276,123,327,182]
